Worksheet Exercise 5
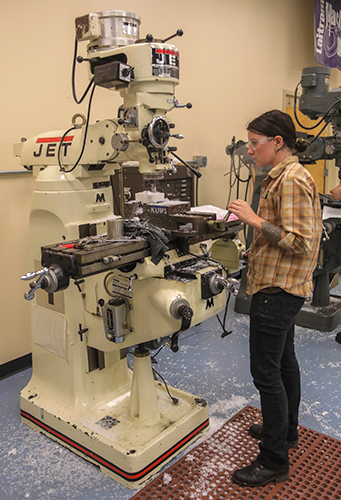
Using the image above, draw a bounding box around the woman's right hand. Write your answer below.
[330,184,341,201]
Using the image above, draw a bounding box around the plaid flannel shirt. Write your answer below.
[247,156,322,298]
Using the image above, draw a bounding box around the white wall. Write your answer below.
[1,0,341,365]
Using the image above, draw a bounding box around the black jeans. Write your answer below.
[249,290,305,469]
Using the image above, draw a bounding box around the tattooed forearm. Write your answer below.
[260,221,283,244]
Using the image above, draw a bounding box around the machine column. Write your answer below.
[130,346,160,425]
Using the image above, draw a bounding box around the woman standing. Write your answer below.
[228,110,322,487]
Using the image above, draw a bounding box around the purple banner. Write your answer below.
[315,0,341,69]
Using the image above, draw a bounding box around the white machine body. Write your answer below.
[17,10,244,488]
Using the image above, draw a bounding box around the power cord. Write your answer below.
[59,82,96,173]
[58,38,97,172]
[152,367,179,405]
[72,38,95,104]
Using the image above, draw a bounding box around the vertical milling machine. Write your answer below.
[16,11,244,488]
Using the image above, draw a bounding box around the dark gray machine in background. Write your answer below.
[295,66,341,331]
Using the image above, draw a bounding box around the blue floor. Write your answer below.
[1,295,341,500]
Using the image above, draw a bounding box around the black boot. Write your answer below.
[232,460,289,487]
[249,423,299,449]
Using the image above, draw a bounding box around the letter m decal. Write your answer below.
[96,193,106,203]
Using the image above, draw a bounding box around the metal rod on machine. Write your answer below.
[117,168,125,217]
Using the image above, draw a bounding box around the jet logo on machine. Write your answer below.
[151,48,179,79]
[33,136,74,158]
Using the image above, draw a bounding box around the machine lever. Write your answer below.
[78,323,88,341]
[76,56,90,63]
[128,274,138,293]
[164,254,175,270]
[146,146,156,164]
[74,279,85,292]
[21,267,50,301]
[162,29,183,43]
[170,161,177,174]
[223,210,231,223]
[172,97,192,109]
[199,243,211,258]
[322,224,330,242]
[170,151,202,178]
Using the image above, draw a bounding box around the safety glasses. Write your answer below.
[246,137,274,151]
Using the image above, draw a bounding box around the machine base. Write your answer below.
[296,294,341,332]
[20,383,209,489]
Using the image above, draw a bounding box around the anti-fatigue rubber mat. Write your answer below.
[131,405,341,500]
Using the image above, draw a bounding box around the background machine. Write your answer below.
[16,11,244,488]
[295,65,341,331]
[274,65,341,331]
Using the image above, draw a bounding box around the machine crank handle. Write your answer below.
[169,133,184,140]
[170,151,202,178]
[21,264,70,300]
[21,268,49,281]
[210,275,240,296]
[170,303,193,352]
[223,277,240,296]
[21,268,50,301]
[170,331,181,353]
